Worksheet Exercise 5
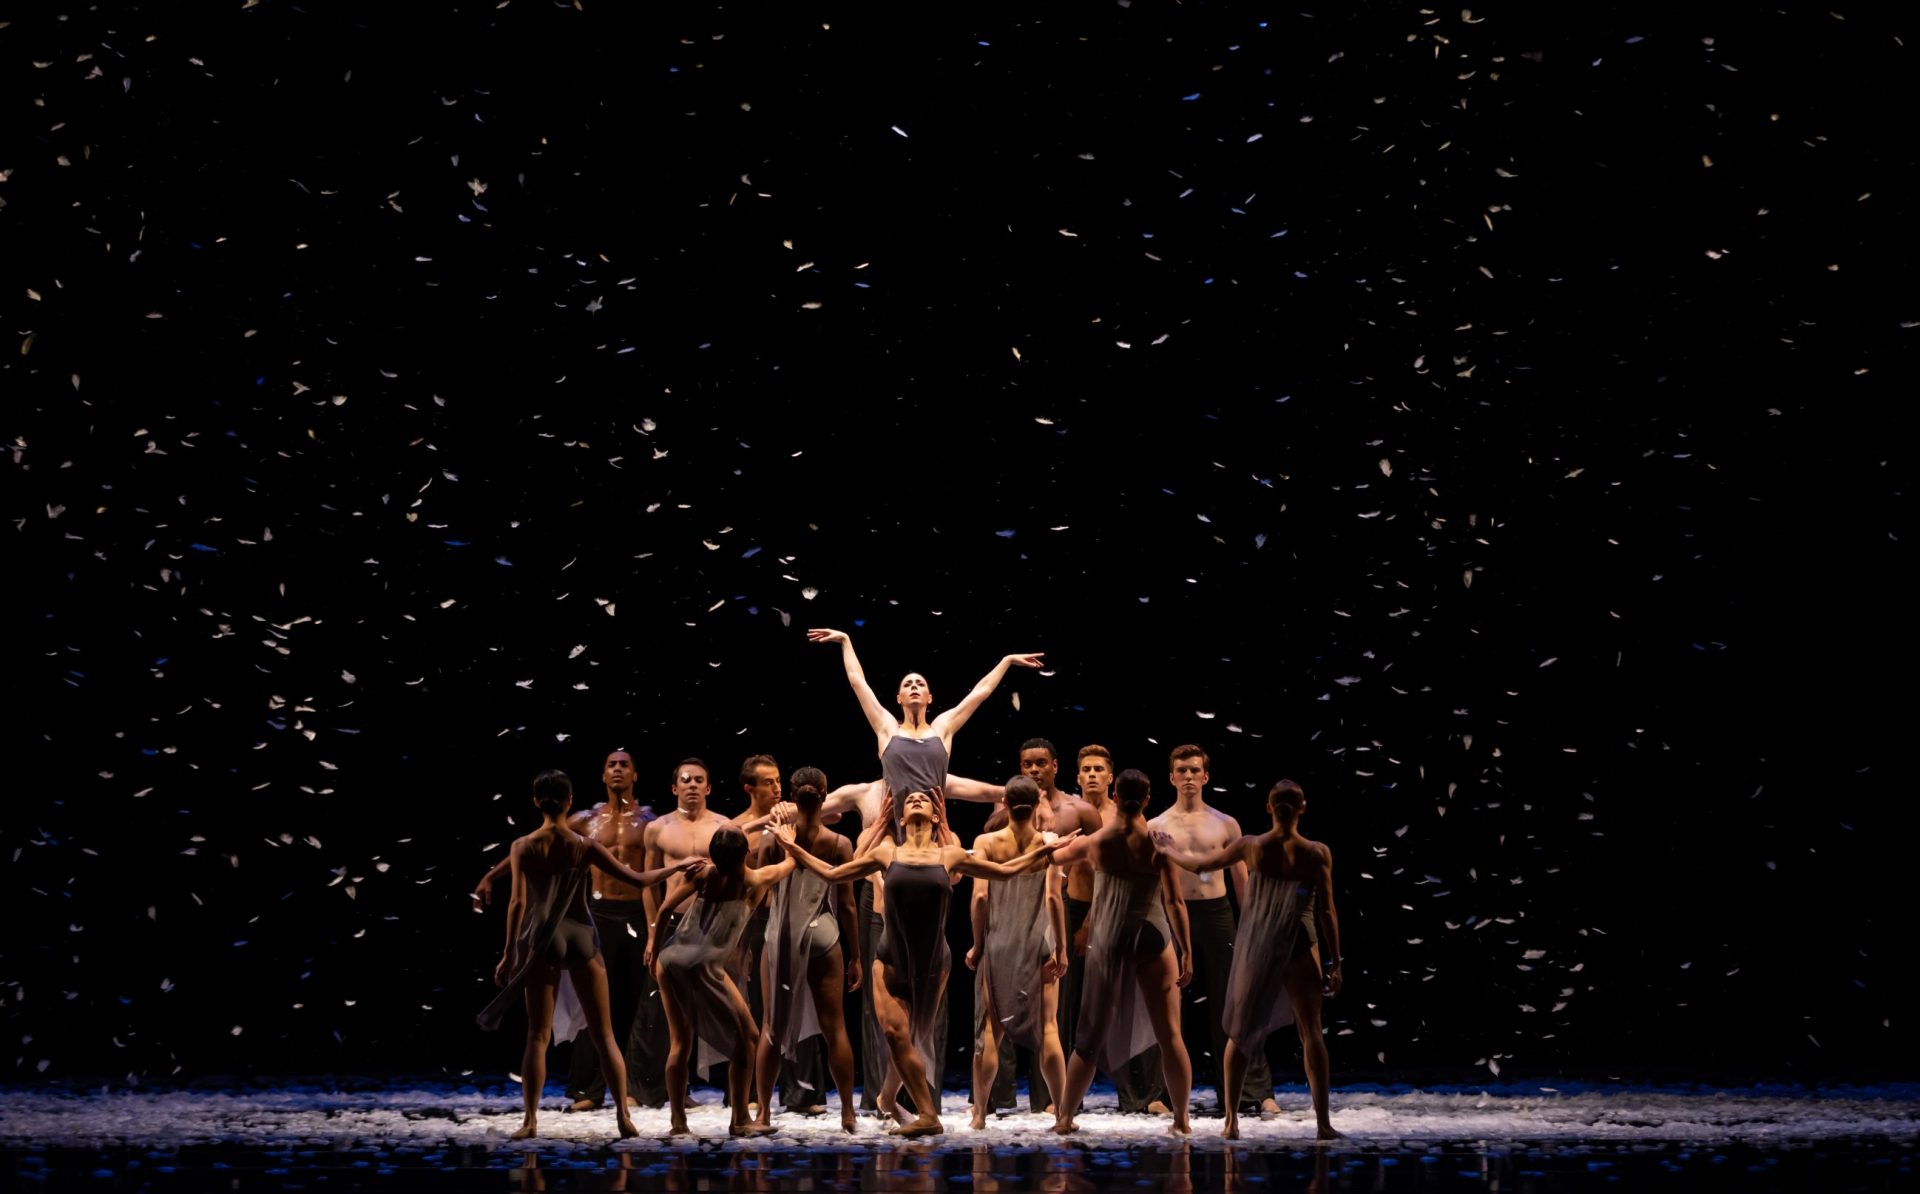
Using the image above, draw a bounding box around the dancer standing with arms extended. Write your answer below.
[806,628,1042,840]
[808,627,1042,1111]
[747,767,862,1134]
[776,788,1077,1138]
[1043,768,1197,1138]
[477,770,703,1140]
[966,775,1070,1128]
[1158,779,1344,1140]
[647,824,796,1138]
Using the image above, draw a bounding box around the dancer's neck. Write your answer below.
[1174,791,1207,814]
[898,709,932,734]
[902,823,937,850]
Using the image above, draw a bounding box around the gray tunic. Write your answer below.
[657,894,755,1078]
[974,868,1056,1052]
[1223,871,1318,1050]
[1074,867,1171,1072]
[881,735,948,838]
[476,835,599,1032]
[875,861,952,1080]
[764,859,842,1060]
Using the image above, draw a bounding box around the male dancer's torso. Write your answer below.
[1149,802,1240,902]
[580,800,654,899]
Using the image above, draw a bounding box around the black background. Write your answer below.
[4,0,1913,1087]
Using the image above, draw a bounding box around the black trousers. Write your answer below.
[856,880,949,1112]
[566,900,667,1107]
[1183,896,1274,1110]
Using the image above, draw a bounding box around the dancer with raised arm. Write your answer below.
[966,776,1070,1129]
[1157,779,1344,1140]
[477,770,703,1141]
[806,628,1042,839]
[470,750,666,1110]
[776,788,1077,1138]
[1044,769,1196,1138]
[647,824,795,1138]
[748,767,862,1134]
[807,627,1039,1108]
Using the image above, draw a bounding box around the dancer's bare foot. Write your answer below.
[1222,1113,1240,1141]
[1315,1122,1344,1142]
[1167,1121,1193,1138]
[729,1121,778,1137]
[509,1120,538,1141]
[1147,1099,1171,1115]
[668,1117,691,1137]
[840,1110,858,1134]
[876,1091,913,1128]
[1051,1117,1079,1136]
[968,1106,988,1130]
[888,1114,943,1139]
[798,1103,828,1116]
[569,1098,596,1112]
[1260,1097,1282,1116]
[616,1115,639,1139]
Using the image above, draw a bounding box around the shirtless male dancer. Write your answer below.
[981,739,1101,1114]
[1149,745,1281,1116]
[470,749,663,1109]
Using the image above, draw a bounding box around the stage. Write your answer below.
[2,1081,1913,1190]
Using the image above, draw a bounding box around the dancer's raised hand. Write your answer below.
[1004,652,1045,669]
[807,628,850,644]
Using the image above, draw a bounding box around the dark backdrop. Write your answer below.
[3,0,1913,1087]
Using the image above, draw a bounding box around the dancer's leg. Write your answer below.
[856,884,888,1111]
[1285,949,1339,1139]
[1139,944,1193,1137]
[807,943,858,1133]
[869,959,941,1138]
[970,980,1002,1130]
[515,965,558,1139]
[658,975,693,1135]
[571,956,638,1137]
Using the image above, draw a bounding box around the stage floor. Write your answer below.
[2,1081,1914,1191]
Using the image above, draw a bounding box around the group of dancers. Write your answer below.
[473,631,1343,1141]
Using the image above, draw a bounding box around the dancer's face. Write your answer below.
[1078,755,1112,801]
[1170,755,1208,801]
[896,673,932,711]
[673,765,710,810]
[1020,747,1057,792]
[602,751,635,797]
[743,763,781,808]
[901,790,934,823]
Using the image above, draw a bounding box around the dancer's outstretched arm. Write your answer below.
[946,832,1078,880]
[808,629,897,751]
[588,843,706,890]
[943,774,1007,804]
[932,652,1045,739]
[780,831,890,883]
[1152,830,1250,876]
